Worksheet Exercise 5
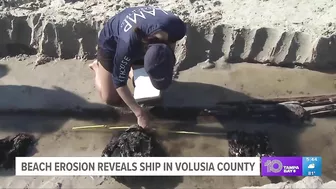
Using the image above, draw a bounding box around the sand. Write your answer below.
[0,0,336,68]
[2,0,336,38]
[1,0,336,188]
[1,57,336,188]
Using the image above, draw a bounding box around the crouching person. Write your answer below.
[89,6,187,128]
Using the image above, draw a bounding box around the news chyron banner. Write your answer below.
[15,156,322,176]
[15,157,261,176]
[261,156,322,176]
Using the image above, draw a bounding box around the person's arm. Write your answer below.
[116,86,142,116]
[112,39,143,117]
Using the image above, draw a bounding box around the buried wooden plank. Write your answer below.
[0,94,335,124]
[308,104,336,117]
[216,94,336,107]
[149,102,335,124]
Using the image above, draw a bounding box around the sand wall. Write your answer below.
[0,0,336,71]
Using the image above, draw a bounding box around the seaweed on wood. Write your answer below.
[101,125,182,189]
[208,102,312,124]
[228,131,274,157]
[0,133,36,169]
[102,124,167,158]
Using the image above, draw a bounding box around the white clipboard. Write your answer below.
[133,68,162,102]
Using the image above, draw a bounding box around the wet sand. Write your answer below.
[0,116,335,189]
[0,58,336,188]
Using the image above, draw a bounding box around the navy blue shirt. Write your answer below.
[98,6,186,88]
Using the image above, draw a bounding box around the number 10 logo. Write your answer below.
[264,160,283,173]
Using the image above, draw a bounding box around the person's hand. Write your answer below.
[135,108,150,129]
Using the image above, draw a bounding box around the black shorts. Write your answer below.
[97,47,144,74]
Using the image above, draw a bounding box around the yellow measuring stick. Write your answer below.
[71,125,226,136]
[72,125,109,130]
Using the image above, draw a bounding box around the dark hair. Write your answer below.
[134,27,170,51]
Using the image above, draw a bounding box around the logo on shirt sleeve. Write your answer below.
[118,56,131,82]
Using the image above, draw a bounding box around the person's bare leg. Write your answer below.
[89,60,102,91]
[89,60,123,106]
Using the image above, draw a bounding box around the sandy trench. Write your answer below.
[0,0,336,68]
[1,57,336,188]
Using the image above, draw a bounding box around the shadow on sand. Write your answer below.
[0,81,314,186]
[0,85,118,133]
[0,84,183,188]
[148,80,314,184]
[163,80,252,107]
[0,64,9,78]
